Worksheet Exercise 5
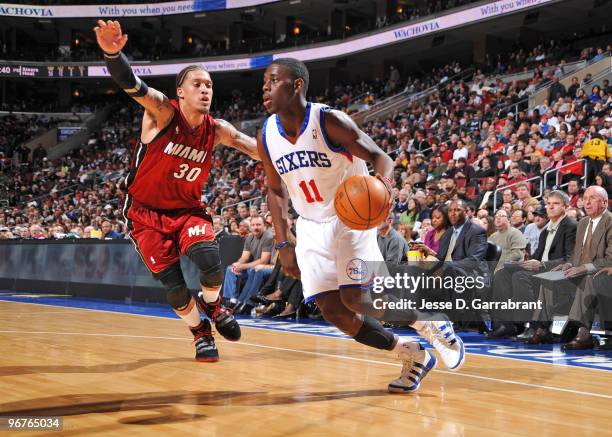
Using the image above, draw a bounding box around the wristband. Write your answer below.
[275,240,290,250]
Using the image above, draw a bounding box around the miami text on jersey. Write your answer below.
[163,142,208,163]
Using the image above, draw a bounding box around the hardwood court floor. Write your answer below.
[0,300,610,436]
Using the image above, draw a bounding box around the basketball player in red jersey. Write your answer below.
[94,20,259,362]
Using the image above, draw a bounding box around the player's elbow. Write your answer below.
[268,186,285,199]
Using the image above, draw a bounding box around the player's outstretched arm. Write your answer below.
[256,129,300,278]
[214,119,260,160]
[324,109,395,196]
[93,20,174,131]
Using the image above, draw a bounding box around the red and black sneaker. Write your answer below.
[196,294,242,342]
[189,319,219,363]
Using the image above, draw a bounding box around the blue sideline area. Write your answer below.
[1,291,611,371]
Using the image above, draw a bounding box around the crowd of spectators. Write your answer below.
[1,39,609,241]
[4,0,481,62]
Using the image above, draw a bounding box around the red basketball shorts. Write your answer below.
[124,200,214,274]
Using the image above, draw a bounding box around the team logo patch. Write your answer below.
[346,258,368,281]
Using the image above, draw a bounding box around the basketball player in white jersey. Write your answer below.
[257,58,465,393]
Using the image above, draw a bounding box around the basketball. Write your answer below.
[334,175,390,230]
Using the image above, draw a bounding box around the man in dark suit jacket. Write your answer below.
[487,190,577,339]
[550,187,612,349]
[436,199,489,286]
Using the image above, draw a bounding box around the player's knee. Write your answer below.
[316,295,349,327]
[186,242,223,288]
[339,288,363,313]
[153,264,190,310]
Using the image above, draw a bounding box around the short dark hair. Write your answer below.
[176,65,208,89]
[271,58,309,94]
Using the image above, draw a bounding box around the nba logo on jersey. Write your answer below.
[312,129,317,139]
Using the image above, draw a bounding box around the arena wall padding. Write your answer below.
[0,237,244,302]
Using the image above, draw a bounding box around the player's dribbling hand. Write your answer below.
[278,245,301,279]
[375,174,394,208]
[94,20,128,55]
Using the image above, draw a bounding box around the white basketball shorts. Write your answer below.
[295,215,385,302]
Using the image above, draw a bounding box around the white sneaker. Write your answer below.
[388,343,436,393]
[417,320,465,371]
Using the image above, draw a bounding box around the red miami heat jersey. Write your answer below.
[125,99,216,210]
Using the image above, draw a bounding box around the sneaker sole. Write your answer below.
[447,336,465,371]
[196,356,220,363]
[216,320,242,342]
[388,352,437,394]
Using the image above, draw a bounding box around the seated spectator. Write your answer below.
[414,205,450,259]
[377,212,409,264]
[510,209,527,233]
[222,216,273,307]
[474,157,495,179]
[489,209,527,274]
[594,173,612,198]
[523,206,548,256]
[454,158,475,184]
[101,219,122,239]
[213,216,230,239]
[552,187,611,350]
[473,178,497,213]
[564,179,582,208]
[393,189,408,214]
[514,182,539,213]
[0,226,13,239]
[436,199,488,272]
[399,198,420,229]
[488,190,576,339]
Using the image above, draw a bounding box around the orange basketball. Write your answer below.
[334,175,390,230]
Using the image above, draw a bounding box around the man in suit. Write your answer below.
[487,190,576,339]
[553,186,612,349]
[436,199,489,292]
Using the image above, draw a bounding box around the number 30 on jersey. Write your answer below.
[174,163,202,182]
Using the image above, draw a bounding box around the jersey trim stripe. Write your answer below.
[125,141,148,189]
[275,101,311,141]
[319,106,353,162]
[261,117,271,160]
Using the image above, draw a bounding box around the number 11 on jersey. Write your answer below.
[299,179,323,203]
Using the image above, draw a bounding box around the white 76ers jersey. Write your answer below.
[262,102,368,222]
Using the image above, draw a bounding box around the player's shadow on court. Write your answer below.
[0,389,411,422]
[0,357,195,376]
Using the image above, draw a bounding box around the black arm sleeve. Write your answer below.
[103,51,148,97]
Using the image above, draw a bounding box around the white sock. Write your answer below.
[174,297,202,328]
[200,286,221,304]
[392,337,421,352]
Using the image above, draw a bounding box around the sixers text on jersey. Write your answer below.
[274,151,331,175]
